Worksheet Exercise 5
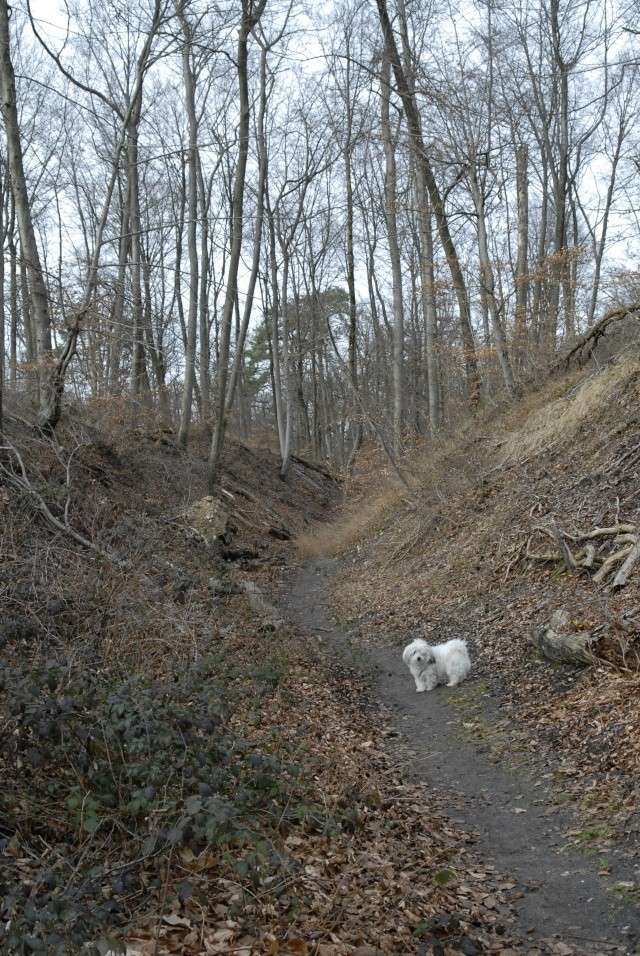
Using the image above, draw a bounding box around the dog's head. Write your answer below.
[403,640,434,669]
[413,647,435,669]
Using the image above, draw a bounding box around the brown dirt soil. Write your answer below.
[0,413,529,954]
[279,558,640,955]
[301,354,640,877]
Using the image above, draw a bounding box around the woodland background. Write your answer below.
[3,2,640,954]
[1,0,639,471]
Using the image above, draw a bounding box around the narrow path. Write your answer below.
[280,558,640,955]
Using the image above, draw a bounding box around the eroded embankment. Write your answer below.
[292,355,640,951]
[0,418,531,954]
[280,557,640,955]
[305,357,640,839]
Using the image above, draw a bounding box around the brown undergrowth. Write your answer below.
[0,409,524,954]
[301,354,640,853]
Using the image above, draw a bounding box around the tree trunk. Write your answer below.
[343,60,362,473]
[266,206,285,453]
[381,46,404,456]
[128,120,151,408]
[0,165,4,432]
[207,0,267,491]
[414,172,440,431]
[531,153,549,352]
[587,121,625,326]
[531,610,599,665]
[7,192,17,387]
[197,155,211,425]
[221,41,268,428]
[513,143,529,371]
[177,0,199,448]
[141,243,171,426]
[107,181,131,394]
[376,0,481,406]
[279,250,294,478]
[0,0,53,422]
[470,180,516,397]
[546,0,571,351]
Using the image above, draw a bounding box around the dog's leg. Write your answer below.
[423,666,438,692]
[414,672,428,693]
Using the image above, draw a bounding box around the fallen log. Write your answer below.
[530,609,600,665]
[554,303,640,370]
[220,546,260,561]
[290,453,341,483]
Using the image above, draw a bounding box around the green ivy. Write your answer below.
[0,651,333,954]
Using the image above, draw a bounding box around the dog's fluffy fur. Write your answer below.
[402,638,471,693]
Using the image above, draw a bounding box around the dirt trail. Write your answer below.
[280,558,640,955]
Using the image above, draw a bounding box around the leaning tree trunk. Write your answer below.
[0,0,53,425]
[376,0,481,407]
[381,46,405,457]
[9,0,162,431]
[222,41,269,423]
[177,0,199,449]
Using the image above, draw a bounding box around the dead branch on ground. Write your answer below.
[511,515,640,588]
[554,303,640,370]
[0,439,123,566]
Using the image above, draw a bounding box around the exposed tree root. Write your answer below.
[592,544,634,584]
[612,540,640,589]
[515,516,640,588]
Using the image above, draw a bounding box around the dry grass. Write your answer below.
[297,431,487,561]
[296,483,403,558]
[500,356,640,462]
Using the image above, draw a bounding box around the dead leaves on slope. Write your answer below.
[111,635,527,955]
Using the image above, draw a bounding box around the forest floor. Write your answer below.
[291,351,640,954]
[279,558,640,955]
[0,411,534,955]
[3,353,640,954]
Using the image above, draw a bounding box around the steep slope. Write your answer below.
[306,353,640,857]
[0,417,529,954]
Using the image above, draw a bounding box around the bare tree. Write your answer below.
[0,0,53,425]
[207,0,267,491]
[375,0,481,407]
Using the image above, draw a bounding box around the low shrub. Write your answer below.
[0,650,333,954]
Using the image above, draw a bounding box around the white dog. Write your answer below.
[402,638,471,693]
